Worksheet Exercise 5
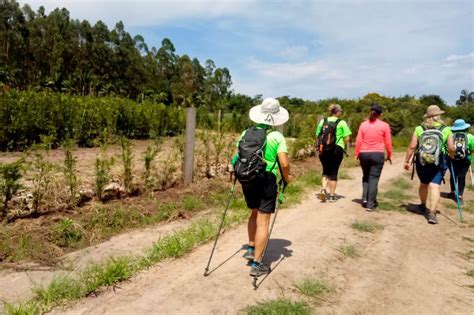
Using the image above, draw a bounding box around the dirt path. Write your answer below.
[50,157,474,314]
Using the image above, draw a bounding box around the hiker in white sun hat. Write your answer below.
[231,97,292,278]
[248,98,289,126]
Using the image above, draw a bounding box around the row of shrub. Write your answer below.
[0,91,186,150]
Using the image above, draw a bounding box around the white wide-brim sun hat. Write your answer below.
[249,98,289,126]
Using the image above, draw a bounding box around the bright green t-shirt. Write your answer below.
[315,116,352,150]
[234,124,288,176]
[414,123,452,154]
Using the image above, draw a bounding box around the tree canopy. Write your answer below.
[0,0,232,108]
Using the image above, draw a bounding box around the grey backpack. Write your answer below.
[417,125,445,166]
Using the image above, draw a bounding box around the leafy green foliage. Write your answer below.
[119,137,134,192]
[0,159,23,219]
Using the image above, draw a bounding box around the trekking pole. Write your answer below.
[449,161,463,223]
[469,166,473,187]
[252,179,287,289]
[203,177,237,276]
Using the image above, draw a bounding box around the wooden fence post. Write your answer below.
[184,107,196,185]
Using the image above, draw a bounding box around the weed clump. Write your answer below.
[351,220,384,233]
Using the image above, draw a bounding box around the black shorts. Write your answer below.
[241,172,278,213]
[319,146,344,181]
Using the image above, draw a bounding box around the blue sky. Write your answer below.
[20,0,473,105]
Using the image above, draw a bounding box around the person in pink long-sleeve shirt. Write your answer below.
[355,104,392,211]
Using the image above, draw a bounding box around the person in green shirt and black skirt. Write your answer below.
[315,104,352,202]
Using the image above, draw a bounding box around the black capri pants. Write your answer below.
[319,146,344,181]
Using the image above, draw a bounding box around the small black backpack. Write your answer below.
[453,132,470,160]
[317,118,341,155]
[234,127,269,186]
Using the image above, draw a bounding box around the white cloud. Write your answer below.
[279,46,309,61]
[17,0,251,27]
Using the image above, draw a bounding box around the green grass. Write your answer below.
[377,200,406,213]
[4,301,40,315]
[299,170,322,187]
[351,220,384,233]
[467,270,474,278]
[50,218,83,248]
[464,250,474,260]
[462,236,474,243]
[391,178,411,190]
[341,157,360,168]
[380,189,410,201]
[182,195,205,211]
[338,170,352,180]
[463,201,474,214]
[282,182,304,206]
[294,277,332,299]
[337,244,360,258]
[33,277,83,308]
[245,298,312,315]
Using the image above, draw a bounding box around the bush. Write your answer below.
[0,91,185,150]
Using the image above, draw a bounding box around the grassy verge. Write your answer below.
[351,220,384,233]
[244,298,312,315]
[467,270,474,278]
[5,169,314,314]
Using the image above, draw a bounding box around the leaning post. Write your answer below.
[184,107,197,185]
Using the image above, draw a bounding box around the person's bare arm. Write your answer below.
[345,136,351,155]
[404,132,418,170]
[277,152,292,183]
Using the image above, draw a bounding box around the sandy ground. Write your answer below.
[40,156,474,315]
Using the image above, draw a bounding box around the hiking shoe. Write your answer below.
[362,199,367,206]
[417,203,428,214]
[243,249,255,261]
[427,213,438,224]
[249,263,271,277]
[319,189,327,202]
[328,195,337,202]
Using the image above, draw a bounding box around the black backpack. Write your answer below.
[317,118,341,155]
[453,132,470,160]
[234,127,271,186]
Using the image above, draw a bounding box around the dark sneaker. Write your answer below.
[249,263,271,277]
[417,203,428,214]
[362,199,367,206]
[328,195,337,202]
[427,213,438,224]
[243,250,255,261]
[319,189,327,202]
